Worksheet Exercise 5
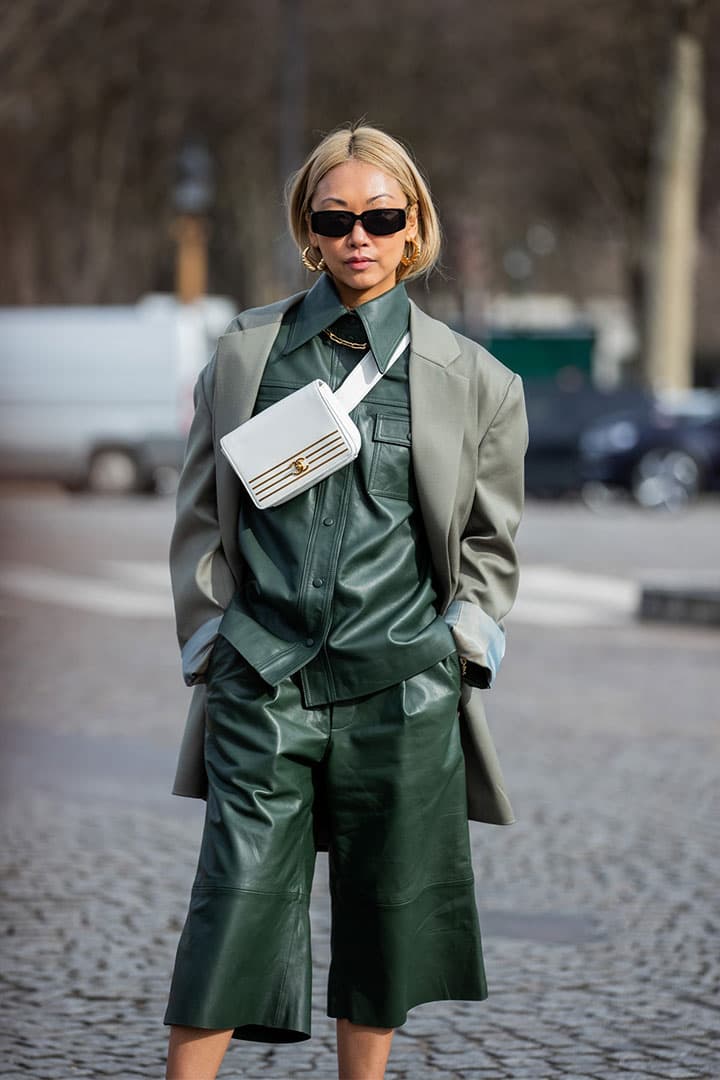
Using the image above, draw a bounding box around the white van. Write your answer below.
[0,294,236,493]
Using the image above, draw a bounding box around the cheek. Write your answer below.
[384,236,407,264]
[317,239,345,263]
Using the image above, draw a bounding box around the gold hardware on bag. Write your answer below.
[248,431,346,503]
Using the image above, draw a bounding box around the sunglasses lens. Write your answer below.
[310,212,355,237]
[310,209,408,237]
[363,209,406,235]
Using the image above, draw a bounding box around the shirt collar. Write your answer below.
[283,274,410,373]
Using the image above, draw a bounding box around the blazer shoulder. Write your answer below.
[409,301,518,397]
[450,327,519,393]
[224,290,308,334]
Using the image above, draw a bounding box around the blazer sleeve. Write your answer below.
[169,353,238,686]
[444,372,528,688]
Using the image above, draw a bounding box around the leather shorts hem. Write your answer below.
[162,1016,311,1045]
[327,986,490,1033]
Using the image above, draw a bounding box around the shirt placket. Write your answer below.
[298,343,355,705]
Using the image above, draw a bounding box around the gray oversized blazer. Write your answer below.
[169,290,528,826]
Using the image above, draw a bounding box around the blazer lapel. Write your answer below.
[408,301,469,605]
[214,325,279,438]
[213,296,303,579]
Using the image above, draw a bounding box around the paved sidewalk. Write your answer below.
[1,495,718,1078]
[2,618,718,1079]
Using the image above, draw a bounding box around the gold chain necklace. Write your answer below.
[322,327,368,351]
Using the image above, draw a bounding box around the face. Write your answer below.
[307,159,418,308]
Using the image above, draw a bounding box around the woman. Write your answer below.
[164,123,528,1080]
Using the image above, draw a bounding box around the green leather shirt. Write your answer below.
[218,275,455,706]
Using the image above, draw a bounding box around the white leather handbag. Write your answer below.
[220,332,410,509]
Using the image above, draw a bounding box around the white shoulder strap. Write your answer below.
[333,332,411,413]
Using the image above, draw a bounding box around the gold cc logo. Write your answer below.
[292,457,310,475]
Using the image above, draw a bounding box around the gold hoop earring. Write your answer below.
[301,245,326,272]
[399,237,421,269]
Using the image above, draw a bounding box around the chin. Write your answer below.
[329,266,398,305]
[338,267,384,288]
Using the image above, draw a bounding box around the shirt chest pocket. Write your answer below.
[367,413,413,501]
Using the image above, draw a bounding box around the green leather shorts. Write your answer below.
[164,636,487,1043]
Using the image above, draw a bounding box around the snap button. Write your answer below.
[312,577,324,588]
[323,517,334,526]
[305,637,315,647]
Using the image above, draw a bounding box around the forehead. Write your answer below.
[313,159,404,207]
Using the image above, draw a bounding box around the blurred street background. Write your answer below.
[1,1,719,1078]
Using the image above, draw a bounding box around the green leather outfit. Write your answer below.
[218,275,455,705]
[165,276,487,1043]
[165,638,486,1042]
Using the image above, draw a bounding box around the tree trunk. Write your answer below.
[643,2,706,390]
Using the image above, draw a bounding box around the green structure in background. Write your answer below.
[486,327,596,381]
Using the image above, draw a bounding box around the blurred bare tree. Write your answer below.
[0,0,718,385]
[0,0,282,304]
[643,0,709,389]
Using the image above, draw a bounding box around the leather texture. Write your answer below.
[169,285,528,825]
[218,288,454,710]
[164,640,486,1041]
[220,311,409,509]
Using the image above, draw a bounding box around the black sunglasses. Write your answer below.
[309,208,407,238]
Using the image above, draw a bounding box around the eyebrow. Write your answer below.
[317,193,395,206]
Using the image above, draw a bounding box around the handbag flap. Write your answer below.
[220,381,358,508]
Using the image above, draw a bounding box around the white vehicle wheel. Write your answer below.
[86,449,140,495]
[631,449,701,510]
[152,465,180,496]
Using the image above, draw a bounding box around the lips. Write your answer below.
[346,258,372,270]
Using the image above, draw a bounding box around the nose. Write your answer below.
[348,220,369,245]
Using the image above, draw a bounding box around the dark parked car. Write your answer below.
[523,379,652,497]
[578,391,720,508]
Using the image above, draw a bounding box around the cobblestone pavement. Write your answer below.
[1,493,719,1079]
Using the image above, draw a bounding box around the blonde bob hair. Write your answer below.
[287,124,441,284]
